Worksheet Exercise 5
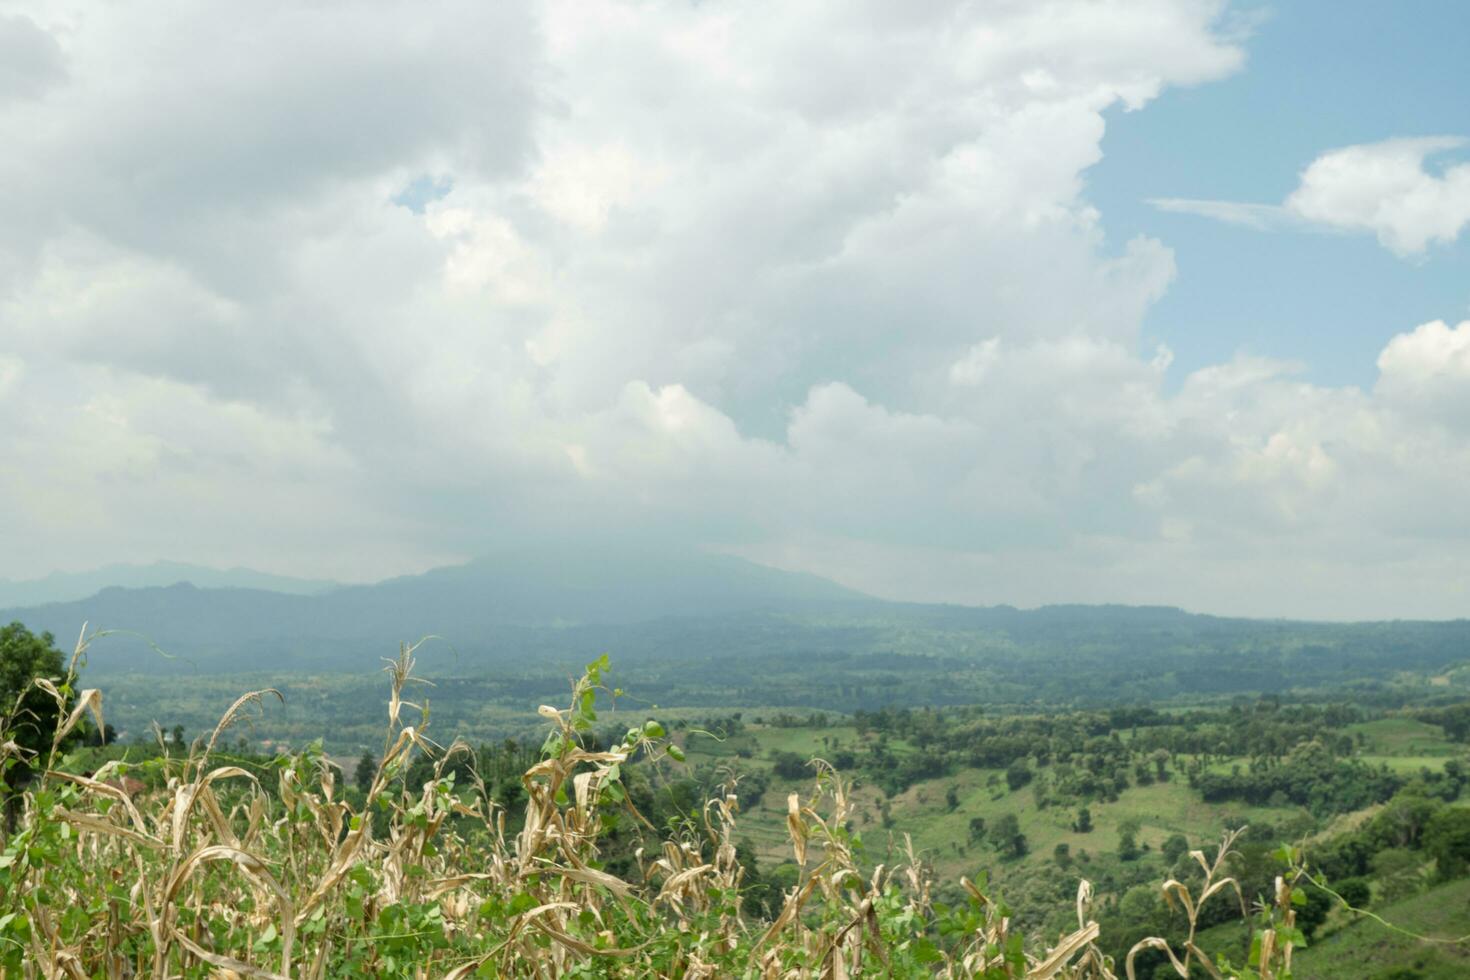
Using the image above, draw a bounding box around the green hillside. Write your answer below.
[1292,877,1470,979]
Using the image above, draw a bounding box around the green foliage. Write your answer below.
[3,618,1467,977]
[1419,702,1470,743]
[771,750,808,779]
[1424,806,1470,880]
[355,750,376,794]
[1,648,1153,978]
[990,813,1028,858]
[1193,741,1403,814]
[0,623,70,777]
[1005,759,1033,792]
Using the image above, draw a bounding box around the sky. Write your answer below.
[2,0,1469,620]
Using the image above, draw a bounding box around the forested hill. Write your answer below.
[1,547,871,673]
[3,550,1469,708]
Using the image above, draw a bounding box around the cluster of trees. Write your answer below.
[966,813,1028,858]
[1420,701,1470,742]
[813,696,1400,812]
[1311,779,1470,897]
[1188,739,1424,814]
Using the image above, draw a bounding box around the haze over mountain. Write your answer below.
[0,561,339,609]
[0,545,873,672]
[6,543,1468,695]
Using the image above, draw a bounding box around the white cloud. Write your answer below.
[1153,137,1470,256]
[1287,138,1470,255]
[5,1,1470,617]
[1375,319,1470,428]
[1378,319,1470,384]
[1148,198,1293,230]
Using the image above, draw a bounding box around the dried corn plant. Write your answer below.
[0,634,1306,978]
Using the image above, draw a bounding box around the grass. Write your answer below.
[1290,877,1470,979]
[1347,717,1460,757]
[1360,754,1458,774]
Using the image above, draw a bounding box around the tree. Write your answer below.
[1295,884,1334,939]
[171,724,186,751]
[1334,877,1371,909]
[990,813,1028,858]
[945,785,960,811]
[1427,703,1470,742]
[1074,806,1093,833]
[1369,791,1440,849]
[1443,758,1466,798]
[1,623,72,827]
[1161,833,1189,866]
[1005,760,1033,792]
[968,816,987,843]
[1117,827,1140,861]
[1424,806,1470,880]
[1,624,71,770]
[1152,749,1171,783]
[355,750,376,794]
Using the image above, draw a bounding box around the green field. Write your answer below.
[687,721,1318,882]
[1349,717,1464,757]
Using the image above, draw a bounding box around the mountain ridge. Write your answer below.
[6,548,1468,682]
[0,560,340,609]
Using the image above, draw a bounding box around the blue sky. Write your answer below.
[1093,0,1470,387]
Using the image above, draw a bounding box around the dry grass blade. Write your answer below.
[47,769,150,832]
[1125,937,1189,980]
[165,844,296,976]
[203,689,284,760]
[529,917,648,957]
[757,875,821,950]
[535,859,635,899]
[53,687,104,749]
[54,807,165,849]
[173,931,291,980]
[786,792,806,867]
[1030,920,1101,979]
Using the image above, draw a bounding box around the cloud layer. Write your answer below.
[2,1,1469,618]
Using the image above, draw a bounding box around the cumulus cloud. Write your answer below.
[4,1,1470,617]
[1287,138,1470,255]
[1153,136,1470,256]
[1375,319,1470,426]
